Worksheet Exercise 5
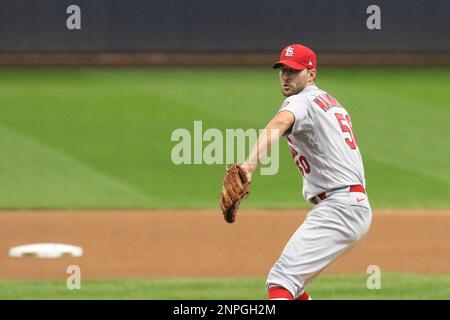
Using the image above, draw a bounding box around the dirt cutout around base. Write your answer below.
[0,210,449,280]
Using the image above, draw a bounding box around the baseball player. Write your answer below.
[222,44,372,300]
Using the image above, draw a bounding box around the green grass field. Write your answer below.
[0,68,449,209]
[1,274,449,300]
[0,68,449,300]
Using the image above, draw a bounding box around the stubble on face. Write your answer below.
[279,67,310,97]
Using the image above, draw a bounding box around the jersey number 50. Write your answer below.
[288,145,311,176]
[335,113,357,150]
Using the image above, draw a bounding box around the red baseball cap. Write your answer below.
[273,44,317,70]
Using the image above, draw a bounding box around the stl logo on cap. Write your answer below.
[285,46,294,57]
[273,44,317,70]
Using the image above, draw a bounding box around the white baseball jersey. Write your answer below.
[278,85,366,202]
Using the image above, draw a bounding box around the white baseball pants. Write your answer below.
[266,190,372,299]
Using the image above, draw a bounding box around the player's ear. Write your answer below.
[308,69,317,81]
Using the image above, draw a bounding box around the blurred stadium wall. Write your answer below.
[0,0,449,66]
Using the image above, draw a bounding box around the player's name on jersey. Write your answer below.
[313,93,344,112]
[170,120,279,175]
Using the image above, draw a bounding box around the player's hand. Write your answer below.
[240,162,254,182]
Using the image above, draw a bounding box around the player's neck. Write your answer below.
[302,83,317,91]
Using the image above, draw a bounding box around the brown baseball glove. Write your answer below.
[219,164,251,223]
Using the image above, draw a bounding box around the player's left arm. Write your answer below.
[242,110,294,179]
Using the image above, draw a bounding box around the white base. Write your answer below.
[9,243,83,259]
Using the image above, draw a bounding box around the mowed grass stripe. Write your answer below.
[0,123,153,208]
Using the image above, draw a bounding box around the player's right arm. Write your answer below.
[241,110,294,178]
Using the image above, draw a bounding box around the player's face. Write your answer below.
[279,66,315,97]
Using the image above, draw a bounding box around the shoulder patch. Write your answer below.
[281,100,290,108]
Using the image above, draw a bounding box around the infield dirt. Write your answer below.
[0,210,448,279]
